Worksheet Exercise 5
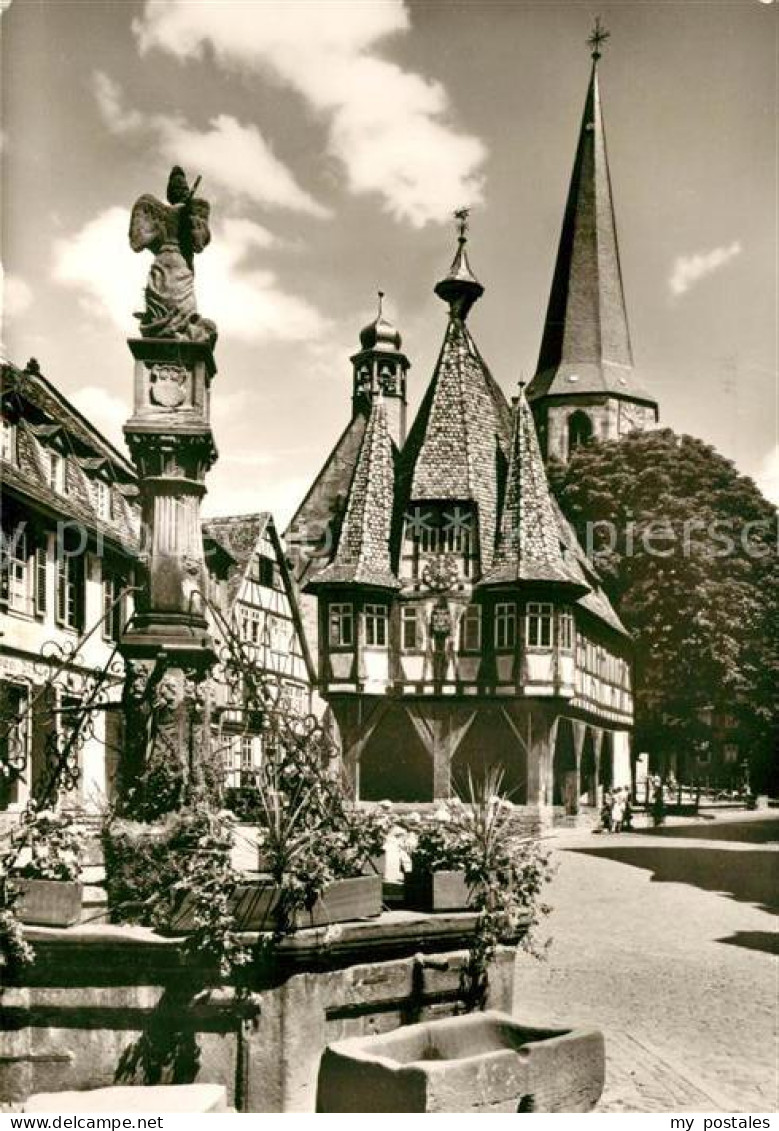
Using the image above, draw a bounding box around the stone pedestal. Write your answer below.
[118,338,218,815]
[1,914,518,1113]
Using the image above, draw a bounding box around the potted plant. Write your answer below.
[400,771,555,1008]
[9,806,85,927]
[208,775,389,934]
[401,804,474,912]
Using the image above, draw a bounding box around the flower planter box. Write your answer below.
[170,874,382,933]
[403,868,473,912]
[13,879,83,928]
[317,1010,605,1113]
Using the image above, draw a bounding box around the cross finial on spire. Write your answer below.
[454,206,470,243]
[587,16,610,61]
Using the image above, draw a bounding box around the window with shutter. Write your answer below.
[34,541,48,617]
[56,550,85,631]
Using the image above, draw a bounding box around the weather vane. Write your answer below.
[587,16,610,61]
[454,206,470,242]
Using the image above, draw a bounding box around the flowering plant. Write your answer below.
[400,772,555,1009]
[10,805,85,882]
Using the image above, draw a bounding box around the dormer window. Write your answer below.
[1,418,16,464]
[402,503,478,582]
[92,477,113,520]
[46,449,65,493]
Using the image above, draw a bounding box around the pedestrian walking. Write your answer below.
[651,776,666,827]
[601,790,613,832]
[612,787,626,833]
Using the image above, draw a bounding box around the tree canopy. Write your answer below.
[549,428,778,793]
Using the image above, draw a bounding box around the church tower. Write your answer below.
[527,21,658,463]
[351,292,410,449]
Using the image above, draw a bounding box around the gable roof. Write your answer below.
[203,511,316,680]
[527,62,656,408]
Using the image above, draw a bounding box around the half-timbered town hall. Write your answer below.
[286,51,653,814]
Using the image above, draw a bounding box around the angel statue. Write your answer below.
[129,166,217,347]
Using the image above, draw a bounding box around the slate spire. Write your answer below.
[528,35,655,406]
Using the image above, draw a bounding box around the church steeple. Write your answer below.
[527,23,658,462]
[351,291,409,448]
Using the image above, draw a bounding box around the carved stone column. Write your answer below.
[119,339,218,817]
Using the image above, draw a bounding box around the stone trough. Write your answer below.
[317,1010,604,1113]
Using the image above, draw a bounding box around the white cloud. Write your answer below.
[755,444,779,505]
[669,241,742,297]
[1,266,33,320]
[93,72,326,217]
[52,207,328,343]
[71,387,128,447]
[93,72,143,134]
[132,0,486,227]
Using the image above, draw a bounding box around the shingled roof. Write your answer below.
[308,396,399,591]
[202,513,269,609]
[527,60,656,408]
[398,236,512,571]
[479,386,587,591]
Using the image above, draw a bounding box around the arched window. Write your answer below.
[568,411,593,454]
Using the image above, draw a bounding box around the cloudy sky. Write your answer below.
[2,0,776,516]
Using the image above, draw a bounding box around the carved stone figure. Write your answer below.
[129,166,217,347]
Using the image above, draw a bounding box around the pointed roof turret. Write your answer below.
[527,25,656,407]
[307,395,399,591]
[399,219,511,570]
[359,291,403,353]
[434,208,484,322]
[478,383,587,591]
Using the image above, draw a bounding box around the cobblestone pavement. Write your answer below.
[513,814,778,1113]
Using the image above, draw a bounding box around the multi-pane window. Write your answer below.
[558,608,574,651]
[92,478,113,521]
[1,523,30,613]
[365,603,388,647]
[526,602,553,648]
[56,551,85,631]
[460,605,482,652]
[328,603,353,647]
[1,418,16,464]
[403,504,477,580]
[401,605,421,651]
[240,606,262,645]
[240,735,258,785]
[46,449,65,493]
[494,602,516,650]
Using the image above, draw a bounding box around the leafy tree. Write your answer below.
[549,429,778,793]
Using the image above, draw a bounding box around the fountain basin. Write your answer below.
[317,1010,604,1112]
